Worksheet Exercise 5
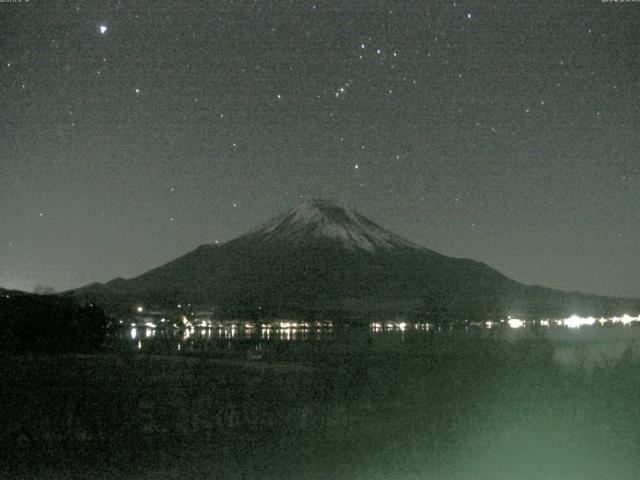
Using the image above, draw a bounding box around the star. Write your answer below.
[99,24,108,35]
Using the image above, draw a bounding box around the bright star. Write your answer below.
[99,25,108,34]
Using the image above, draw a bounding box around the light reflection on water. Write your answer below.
[118,321,335,353]
[115,316,640,369]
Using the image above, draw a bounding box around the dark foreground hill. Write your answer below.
[70,199,640,320]
[0,289,108,352]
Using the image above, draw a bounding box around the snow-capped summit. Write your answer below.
[252,198,419,252]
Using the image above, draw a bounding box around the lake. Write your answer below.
[113,318,640,370]
[3,318,640,479]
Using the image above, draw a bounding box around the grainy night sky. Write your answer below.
[1,0,639,297]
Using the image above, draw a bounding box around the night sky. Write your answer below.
[1,0,639,298]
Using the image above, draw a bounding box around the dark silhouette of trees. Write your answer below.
[0,290,108,352]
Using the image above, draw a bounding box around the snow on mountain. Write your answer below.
[246,199,420,252]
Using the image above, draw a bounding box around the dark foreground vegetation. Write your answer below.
[0,290,108,352]
[2,329,640,479]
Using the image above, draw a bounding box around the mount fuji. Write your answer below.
[70,199,639,320]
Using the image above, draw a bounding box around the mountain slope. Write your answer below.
[70,199,640,320]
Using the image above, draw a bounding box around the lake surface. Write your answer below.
[6,317,640,479]
[112,319,640,369]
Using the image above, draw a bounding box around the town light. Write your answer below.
[508,318,524,329]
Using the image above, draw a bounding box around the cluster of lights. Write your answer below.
[369,322,431,332]
[131,305,640,338]
[262,320,332,329]
[131,310,332,332]
[562,315,596,329]
[507,318,524,329]
[506,314,640,329]
[369,315,640,332]
[130,326,155,340]
[608,314,640,326]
